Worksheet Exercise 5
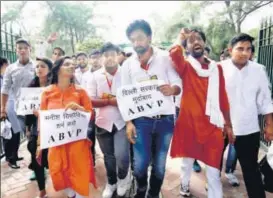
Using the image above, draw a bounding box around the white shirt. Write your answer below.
[1,59,35,100]
[221,59,273,136]
[88,67,125,132]
[121,47,181,116]
[75,68,94,90]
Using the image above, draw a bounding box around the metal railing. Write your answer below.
[0,23,21,63]
[257,17,273,150]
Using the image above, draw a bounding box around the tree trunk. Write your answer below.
[69,25,75,54]
[224,0,236,33]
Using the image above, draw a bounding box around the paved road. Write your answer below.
[1,141,272,198]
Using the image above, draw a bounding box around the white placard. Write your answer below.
[116,80,174,121]
[16,87,45,115]
[39,109,91,149]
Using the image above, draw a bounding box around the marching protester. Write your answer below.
[37,56,96,198]
[88,42,130,198]
[86,49,104,167]
[74,52,92,86]
[175,28,203,173]
[74,51,97,167]
[25,57,53,198]
[1,38,35,169]
[51,47,65,64]
[122,20,181,198]
[89,49,103,72]
[169,28,233,198]
[221,33,273,198]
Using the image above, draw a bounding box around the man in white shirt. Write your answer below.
[122,20,181,198]
[221,33,273,198]
[88,42,130,198]
[1,38,35,169]
[74,52,92,87]
[74,51,98,167]
[89,49,103,72]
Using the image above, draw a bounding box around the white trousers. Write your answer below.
[181,158,223,198]
[64,188,84,198]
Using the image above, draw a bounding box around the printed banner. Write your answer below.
[16,88,45,115]
[116,80,174,121]
[39,109,91,149]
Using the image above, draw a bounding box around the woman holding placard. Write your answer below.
[25,57,53,198]
[37,56,96,198]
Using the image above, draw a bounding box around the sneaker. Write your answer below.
[30,171,36,181]
[102,183,117,198]
[193,160,201,173]
[225,173,240,187]
[8,162,20,169]
[117,173,131,196]
[180,185,190,197]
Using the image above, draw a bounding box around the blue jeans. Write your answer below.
[226,143,237,173]
[132,115,174,198]
[96,125,130,185]
[220,137,237,173]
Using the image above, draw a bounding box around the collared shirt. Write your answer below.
[221,59,273,136]
[88,66,125,132]
[1,59,35,101]
[121,46,181,116]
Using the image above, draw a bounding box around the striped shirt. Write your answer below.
[1,59,35,101]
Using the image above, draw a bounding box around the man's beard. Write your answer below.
[134,46,149,55]
[79,64,87,69]
[191,50,204,59]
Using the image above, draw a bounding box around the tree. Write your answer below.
[222,1,272,33]
[75,37,104,53]
[1,1,28,25]
[205,18,236,60]
[43,1,98,54]
[160,2,208,43]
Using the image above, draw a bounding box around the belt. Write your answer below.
[146,115,169,120]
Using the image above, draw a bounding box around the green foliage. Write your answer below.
[43,1,97,54]
[205,19,236,60]
[1,1,27,25]
[75,37,104,54]
[159,2,205,43]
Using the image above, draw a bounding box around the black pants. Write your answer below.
[234,132,266,198]
[87,119,96,165]
[3,129,21,164]
[96,125,129,185]
[27,135,48,191]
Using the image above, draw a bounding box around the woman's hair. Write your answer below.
[51,56,74,84]
[28,57,53,88]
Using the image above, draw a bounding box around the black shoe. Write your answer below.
[16,157,24,161]
[8,162,20,169]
